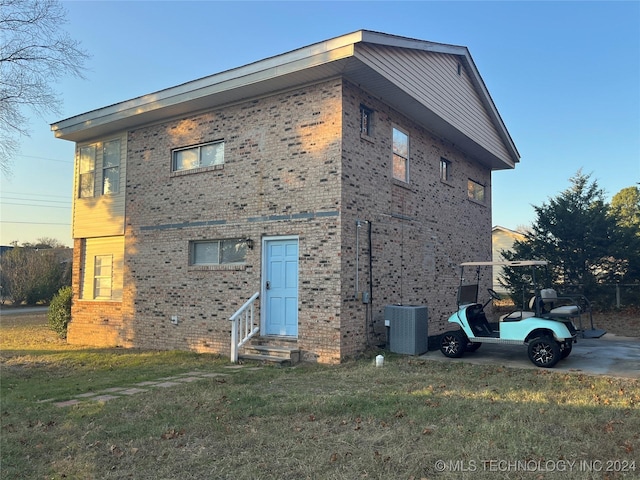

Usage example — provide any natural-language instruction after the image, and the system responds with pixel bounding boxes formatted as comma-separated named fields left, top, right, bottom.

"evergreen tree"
left=500, top=171, right=618, bottom=301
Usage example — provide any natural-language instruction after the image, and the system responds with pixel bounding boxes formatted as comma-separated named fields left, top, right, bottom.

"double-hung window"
left=173, top=141, right=224, bottom=173
left=190, top=239, right=247, bottom=266
left=102, top=140, right=120, bottom=194
left=78, top=145, right=96, bottom=198
left=94, top=255, right=113, bottom=299
left=392, top=127, right=409, bottom=182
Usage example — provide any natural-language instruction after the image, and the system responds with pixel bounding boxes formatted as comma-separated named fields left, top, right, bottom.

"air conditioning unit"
left=385, top=305, right=428, bottom=355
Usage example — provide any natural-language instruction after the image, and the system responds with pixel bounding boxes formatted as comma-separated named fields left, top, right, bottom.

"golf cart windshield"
left=457, top=284, right=479, bottom=305
left=457, top=260, right=549, bottom=308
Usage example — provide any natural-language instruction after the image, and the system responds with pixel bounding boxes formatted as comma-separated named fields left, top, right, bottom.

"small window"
left=173, top=141, right=224, bottom=172
left=102, top=140, right=120, bottom=194
left=78, top=145, right=96, bottom=198
left=190, top=239, right=247, bottom=265
left=360, top=105, right=373, bottom=136
left=468, top=179, right=486, bottom=203
left=392, top=127, right=409, bottom=182
left=440, top=158, right=451, bottom=182
left=94, top=255, right=113, bottom=299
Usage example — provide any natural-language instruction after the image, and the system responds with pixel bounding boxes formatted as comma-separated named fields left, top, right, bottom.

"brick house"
left=51, top=30, right=519, bottom=363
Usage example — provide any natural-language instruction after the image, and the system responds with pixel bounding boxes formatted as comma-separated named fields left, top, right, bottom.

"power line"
left=1, top=191, right=70, bottom=199
left=14, top=154, right=73, bottom=164
left=1, top=202, right=71, bottom=209
left=0, top=220, right=70, bottom=225
left=2, top=196, right=70, bottom=204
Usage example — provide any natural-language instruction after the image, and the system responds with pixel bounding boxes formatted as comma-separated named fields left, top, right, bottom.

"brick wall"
left=68, top=77, right=493, bottom=363
left=339, top=81, right=493, bottom=357
left=122, top=79, right=345, bottom=363
left=68, top=238, right=135, bottom=347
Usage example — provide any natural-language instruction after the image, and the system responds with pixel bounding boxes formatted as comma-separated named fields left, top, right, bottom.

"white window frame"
left=392, top=126, right=409, bottom=183
left=78, top=145, right=96, bottom=198
left=189, top=239, right=248, bottom=266
left=172, top=140, right=224, bottom=173
left=93, top=254, right=113, bottom=299
left=102, top=139, right=121, bottom=195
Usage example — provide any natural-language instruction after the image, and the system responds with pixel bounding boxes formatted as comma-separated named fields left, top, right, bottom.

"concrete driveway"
left=421, top=333, right=640, bottom=379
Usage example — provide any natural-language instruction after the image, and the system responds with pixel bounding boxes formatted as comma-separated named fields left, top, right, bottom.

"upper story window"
left=440, top=158, right=451, bottom=182
left=392, top=127, right=409, bottom=182
left=102, top=140, right=121, bottom=194
left=78, top=145, right=96, bottom=198
left=77, top=139, right=121, bottom=198
left=468, top=179, right=486, bottom=203
left=190, top=238, right=247, bottom=266
left=172, top=141, right=224, bottom=173
left=360, top=105, right=373, bottom=137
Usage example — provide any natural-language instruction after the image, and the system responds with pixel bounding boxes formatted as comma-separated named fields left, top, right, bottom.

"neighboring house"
left=51, top=30, right=519, bottom=363
left=492, top=225, right=526, bottom=293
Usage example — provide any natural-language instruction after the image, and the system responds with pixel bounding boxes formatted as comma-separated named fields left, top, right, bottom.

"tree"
left=0, top=241, right=71, bottom=304
left=500, top=171, right=618, bottom=300
left=0, top=0, right=88, bottom=175
left=609, top=186, right=640, bottom=283
left=610, top=186, right=640, bottom=232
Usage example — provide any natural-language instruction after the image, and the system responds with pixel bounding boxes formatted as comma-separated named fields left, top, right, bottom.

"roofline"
left=51, top=30, right=519, bottom=165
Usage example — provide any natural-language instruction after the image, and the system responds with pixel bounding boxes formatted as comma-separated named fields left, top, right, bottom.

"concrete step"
left=240, top=343, right=300, bottom=365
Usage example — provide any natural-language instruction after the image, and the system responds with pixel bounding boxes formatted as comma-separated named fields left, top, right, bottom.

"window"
left=440, top=158, right=451, bottom=182
left=78, top=145, right=96, bottom=198
left=392, top=127, right=409, bottom=182
left=360, top=105, right=373, bottom=136
left=94, top=255, right=113, bottom=299
left=173, top=141, right=224, bottom=172
left=190, top=239, right=247, bottom=265
left=102, top=140, right=120, bottom=194
left=80, top=237, right=123, bottom=301
left=468, top=179, right=486, bottom=203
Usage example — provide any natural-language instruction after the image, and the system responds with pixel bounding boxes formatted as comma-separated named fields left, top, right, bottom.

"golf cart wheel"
left=466, top=342, right=482, bottom=352
left=528, top=336, right=561, bottom=368
left=560, top=341, right=572, bottom=359
left=440, top=331, right=466, bottom=358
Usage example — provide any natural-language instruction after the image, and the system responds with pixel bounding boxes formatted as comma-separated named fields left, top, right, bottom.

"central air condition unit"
left=384, top=305, right=428, bottom=355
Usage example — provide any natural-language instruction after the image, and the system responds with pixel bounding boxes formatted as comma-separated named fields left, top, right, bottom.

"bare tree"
left=0, top=0, right=89, bottom=175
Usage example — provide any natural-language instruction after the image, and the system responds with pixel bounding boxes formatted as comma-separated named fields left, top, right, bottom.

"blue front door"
left=264, top=238, right=298, bottom=337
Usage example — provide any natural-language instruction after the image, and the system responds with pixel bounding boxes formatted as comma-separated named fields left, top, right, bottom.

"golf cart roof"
left=460, top=260, right=548, bottom=267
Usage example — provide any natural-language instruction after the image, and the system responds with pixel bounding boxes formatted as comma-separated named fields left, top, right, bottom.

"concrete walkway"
left=421, top=333, right=640, bottom=379
left=43, top=366, right=261, bottom=408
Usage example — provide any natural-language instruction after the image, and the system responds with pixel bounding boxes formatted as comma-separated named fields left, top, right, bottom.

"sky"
left=1, top=0, right=638, bottom=247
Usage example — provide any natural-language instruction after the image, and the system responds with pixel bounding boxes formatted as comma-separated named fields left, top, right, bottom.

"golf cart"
left=439, top=261, right=602, bottom=368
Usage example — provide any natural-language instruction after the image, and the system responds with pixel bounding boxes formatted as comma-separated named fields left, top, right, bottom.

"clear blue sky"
left=1, top=0, right=638, bottom=247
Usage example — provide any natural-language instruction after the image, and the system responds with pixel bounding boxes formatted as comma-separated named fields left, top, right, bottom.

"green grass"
left=1, top=314, right=639, bottom=479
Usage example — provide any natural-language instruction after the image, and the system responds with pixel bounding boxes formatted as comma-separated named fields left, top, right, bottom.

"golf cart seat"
left=539, top=288, right=580, bottom=317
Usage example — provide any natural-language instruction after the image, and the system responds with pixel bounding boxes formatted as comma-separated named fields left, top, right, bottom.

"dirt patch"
left=591, top=308, right=640, bottom=338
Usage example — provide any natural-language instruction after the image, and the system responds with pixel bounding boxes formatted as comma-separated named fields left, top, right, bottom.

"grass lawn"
left=1, top=313, right=638, bottom=479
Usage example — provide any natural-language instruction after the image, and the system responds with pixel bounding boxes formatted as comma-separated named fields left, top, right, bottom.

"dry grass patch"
left=1, top=313, right=639, bottom=479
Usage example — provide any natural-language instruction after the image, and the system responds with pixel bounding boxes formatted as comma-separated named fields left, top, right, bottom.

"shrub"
left=48, top=286, right=72, bottom=339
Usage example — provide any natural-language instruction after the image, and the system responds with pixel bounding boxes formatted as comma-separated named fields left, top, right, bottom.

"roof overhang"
left=51, top=30, right=519, bottom=170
